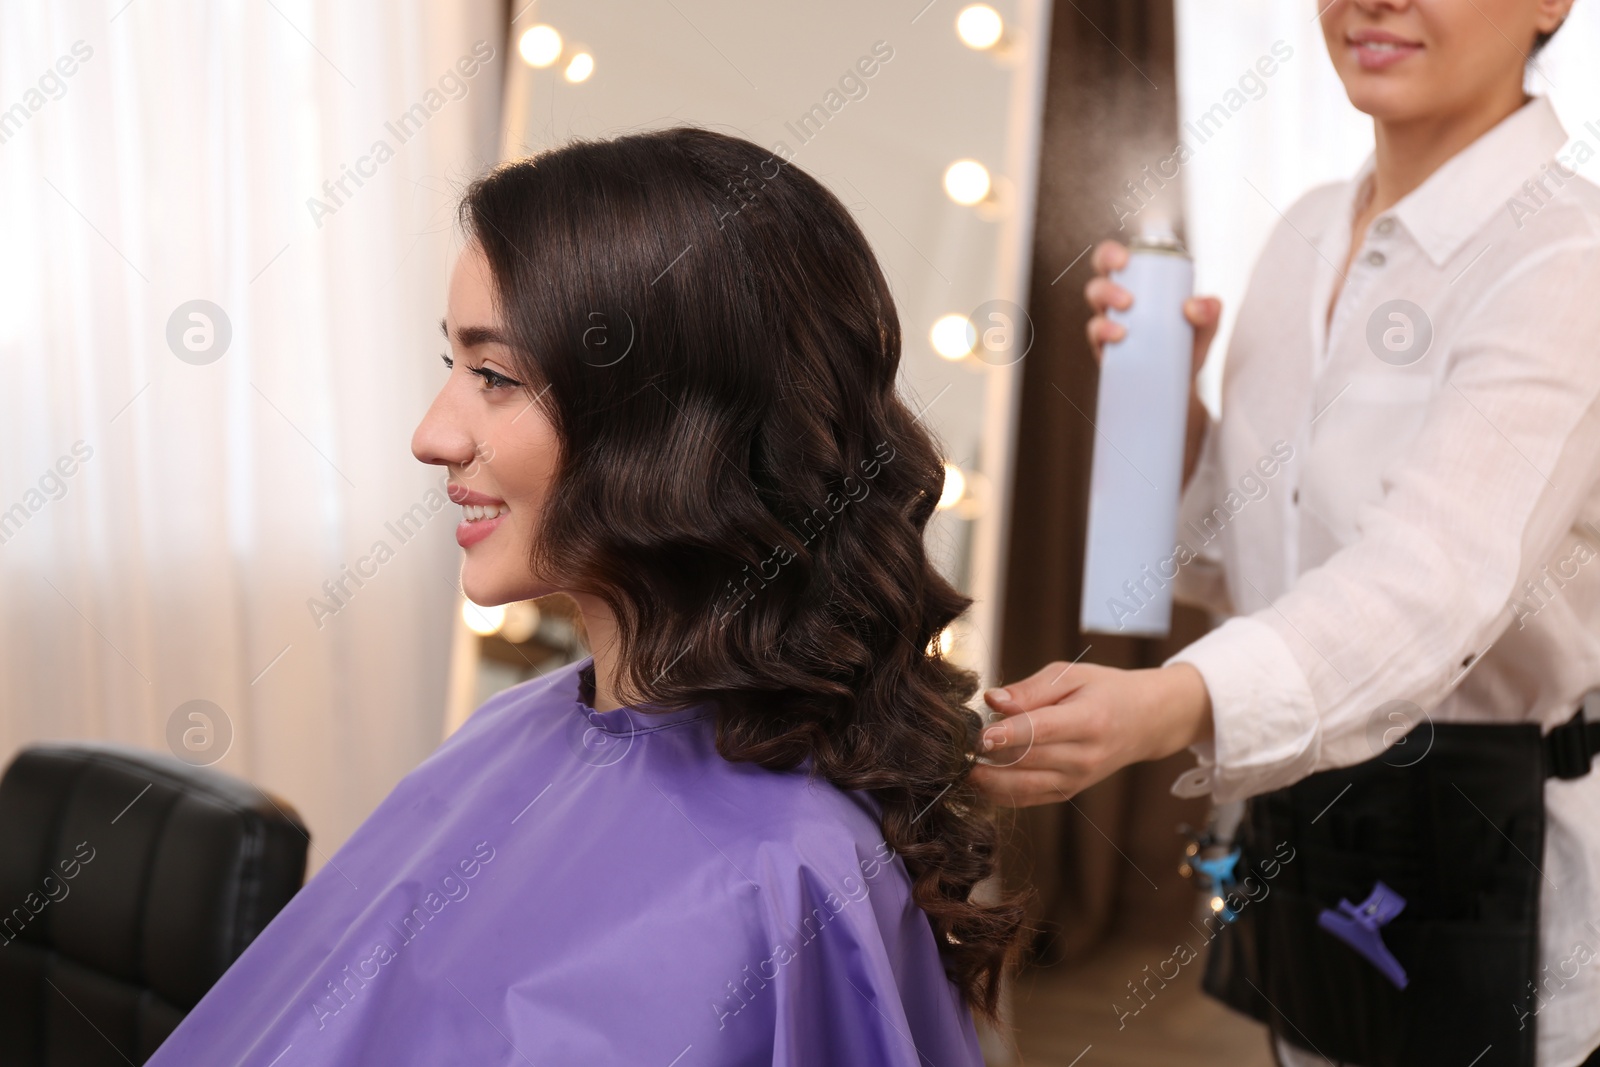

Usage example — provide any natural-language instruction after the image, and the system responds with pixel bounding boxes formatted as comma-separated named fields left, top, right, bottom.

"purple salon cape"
left=147, top=657, right=984, bottom=1066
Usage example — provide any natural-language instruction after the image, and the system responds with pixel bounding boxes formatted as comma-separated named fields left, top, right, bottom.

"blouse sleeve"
left=1165, top=236, right=1600, bottom=803
left=1171, top=410, right=1236, bottom=619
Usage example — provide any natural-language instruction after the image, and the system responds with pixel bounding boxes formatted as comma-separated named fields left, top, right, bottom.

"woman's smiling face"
left=411, top=238, right=561, bottom=607
left=1319, top=0, right=1572, bottom=121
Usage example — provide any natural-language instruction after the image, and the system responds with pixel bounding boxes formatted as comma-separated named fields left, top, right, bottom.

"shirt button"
left=1366, top=250, right=1387, bottom=267
left=1375, top=217, right=1395, bottom=236
left=1292, top=489, right=1300, bottom=504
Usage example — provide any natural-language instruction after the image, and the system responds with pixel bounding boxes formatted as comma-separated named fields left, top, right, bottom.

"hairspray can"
left=1079, top=229, right=1194, bottom=636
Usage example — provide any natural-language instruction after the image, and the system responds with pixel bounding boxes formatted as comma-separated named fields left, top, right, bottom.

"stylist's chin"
left=969, top=661, right=1214, bottom=807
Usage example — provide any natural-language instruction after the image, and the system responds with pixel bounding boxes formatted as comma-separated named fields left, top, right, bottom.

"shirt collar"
left=1347, top=94, right=1569, bottom=268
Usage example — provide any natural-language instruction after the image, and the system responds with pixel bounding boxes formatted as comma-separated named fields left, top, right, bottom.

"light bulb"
left=944, top=159, right=992, bottom=206
left=564, top=52, right=594, bottom=83
left=518, top=25, right=563, bottom=68
left=953, top=469, right=989, bottom=520
left=956, top=5, right=1004, bottom=50
left=931, top=313, right=976, bottom=359
left=463, top=600, right=506, bottom=636
left=938, top=463, right=967, bottom=510
left=501, top=601, right=542, bottom=644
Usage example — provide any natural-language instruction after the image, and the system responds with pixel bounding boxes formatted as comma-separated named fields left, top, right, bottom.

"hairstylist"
left=974, top=2, right=1600, bottom=1064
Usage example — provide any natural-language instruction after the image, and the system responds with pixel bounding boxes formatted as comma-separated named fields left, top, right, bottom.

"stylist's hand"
left=1084, top=239, right=1222, bottom=379
left=970, top=661, right=1214, bottom=807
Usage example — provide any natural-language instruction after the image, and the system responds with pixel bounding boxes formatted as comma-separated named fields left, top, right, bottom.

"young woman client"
left=147, top=128, right=1025, bottom=1066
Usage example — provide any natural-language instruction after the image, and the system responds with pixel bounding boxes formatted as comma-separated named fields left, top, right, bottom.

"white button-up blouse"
left=1165, top=94, right=1600, bottom=1065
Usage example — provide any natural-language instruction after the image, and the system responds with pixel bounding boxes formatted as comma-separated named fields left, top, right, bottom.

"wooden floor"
left=994, top=934, right=1278, bottom=1067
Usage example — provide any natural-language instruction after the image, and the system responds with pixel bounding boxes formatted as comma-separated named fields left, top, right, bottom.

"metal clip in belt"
left=1545, top=689, right=1600, bottom=780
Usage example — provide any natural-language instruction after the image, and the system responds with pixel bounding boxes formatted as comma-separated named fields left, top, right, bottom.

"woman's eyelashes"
left=469, top=365, right=523, bottom=391
left=440, top=353, right=524, bottom=392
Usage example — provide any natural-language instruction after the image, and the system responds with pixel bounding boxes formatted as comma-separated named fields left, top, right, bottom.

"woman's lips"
left=448, top=483, right=508, bottom=547
left=1349, top=33, right=1423, bottom=71
left=448, top=483, right=504, bottom=506
left=456, top=506, right=508, bottom=548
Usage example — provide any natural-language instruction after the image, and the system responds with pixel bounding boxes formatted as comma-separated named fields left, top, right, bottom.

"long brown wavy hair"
left=458, top=127, right=1027, bottom=1015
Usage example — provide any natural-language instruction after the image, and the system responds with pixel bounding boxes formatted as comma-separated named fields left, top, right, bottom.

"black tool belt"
left=1203, top=702, right=1600, bottom=1067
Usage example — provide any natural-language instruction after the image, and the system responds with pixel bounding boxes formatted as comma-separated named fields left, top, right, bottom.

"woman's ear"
left=1536, top=0, right=1575, bottom=36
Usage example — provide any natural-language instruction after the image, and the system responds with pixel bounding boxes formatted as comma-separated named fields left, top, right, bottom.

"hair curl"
left=458, top=127, right=1027, bottom=1015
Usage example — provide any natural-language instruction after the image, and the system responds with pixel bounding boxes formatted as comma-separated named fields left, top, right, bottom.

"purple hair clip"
left=1317, top=880, right=1409, bottom=990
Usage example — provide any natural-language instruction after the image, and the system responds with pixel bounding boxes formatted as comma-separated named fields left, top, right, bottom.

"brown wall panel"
left=998, top=0, right=1215, bottom=959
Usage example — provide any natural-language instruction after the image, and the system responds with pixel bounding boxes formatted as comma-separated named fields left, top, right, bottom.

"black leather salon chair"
left=0, top=744, right=309, bottom=1066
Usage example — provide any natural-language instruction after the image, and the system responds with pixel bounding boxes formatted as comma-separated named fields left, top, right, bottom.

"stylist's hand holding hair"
left=970, top=239, right=1222, bottom=808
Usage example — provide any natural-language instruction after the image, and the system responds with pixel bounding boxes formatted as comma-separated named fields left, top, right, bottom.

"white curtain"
left=1173, top=1, right=1372, bottom=412
left=1175, top=0, right=1600, bottom=412
left=0, top=0, right=503, bottom=867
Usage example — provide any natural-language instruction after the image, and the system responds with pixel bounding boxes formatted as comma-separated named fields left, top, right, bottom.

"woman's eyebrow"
left=438, top=317, right=510, bottom=347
